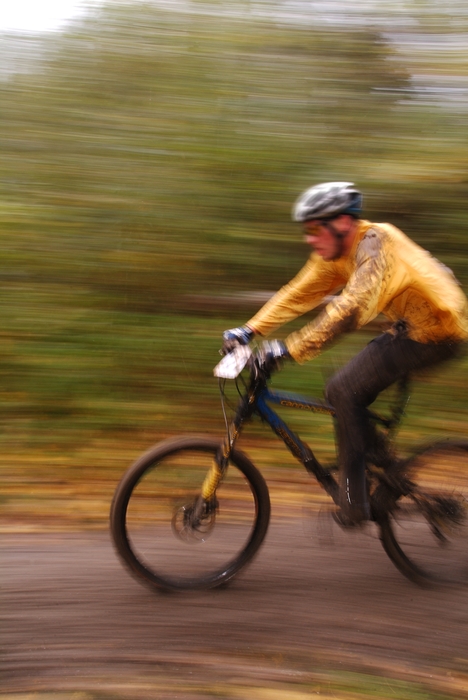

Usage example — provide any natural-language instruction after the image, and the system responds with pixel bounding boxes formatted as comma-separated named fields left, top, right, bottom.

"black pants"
left=325, top=329, right=462, bottom=518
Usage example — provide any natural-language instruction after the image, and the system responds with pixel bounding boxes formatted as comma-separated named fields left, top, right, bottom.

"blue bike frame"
left=220, top=383, right=340, bottom=503
left=256, top=388, right=335, bottom=465
left=217, top=363, right=408, bottom=507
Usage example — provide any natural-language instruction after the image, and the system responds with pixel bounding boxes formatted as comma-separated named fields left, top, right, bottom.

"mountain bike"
left=110, top=344, right=468, bottom=591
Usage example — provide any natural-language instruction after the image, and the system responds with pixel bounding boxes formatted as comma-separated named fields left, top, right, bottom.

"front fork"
left=200, top=427, right=240, bottom=504
left=201, top=456, right=224, bottom=502
left=174, top=443, right=233, bottom=540
left=174, top=384, right=252, bottom=539
left=200, top=393, right=252, bottom=508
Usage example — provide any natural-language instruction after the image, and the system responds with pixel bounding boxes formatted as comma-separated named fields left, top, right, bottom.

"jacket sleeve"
left=247, top=255, right=343, bottom=337
left=285, top=229, right=388, bottom=363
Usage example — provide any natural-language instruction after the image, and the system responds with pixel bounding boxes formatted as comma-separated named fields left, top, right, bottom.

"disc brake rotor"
left=171, top=501, right=216, bottom=543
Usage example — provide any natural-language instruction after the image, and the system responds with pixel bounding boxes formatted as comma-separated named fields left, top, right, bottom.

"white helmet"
left=292, top=182, right=363, bottom=222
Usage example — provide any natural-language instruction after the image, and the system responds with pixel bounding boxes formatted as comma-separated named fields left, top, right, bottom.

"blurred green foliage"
left=1, top=1, right=468, bottom=522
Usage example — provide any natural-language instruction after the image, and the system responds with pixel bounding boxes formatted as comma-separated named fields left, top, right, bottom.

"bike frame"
left=256, top=385, right=341, bottom=503
left=203, top=362, right=410, bottom=508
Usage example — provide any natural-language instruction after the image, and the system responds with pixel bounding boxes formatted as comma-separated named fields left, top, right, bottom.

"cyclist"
left=222, top=182, right=468, bottom=525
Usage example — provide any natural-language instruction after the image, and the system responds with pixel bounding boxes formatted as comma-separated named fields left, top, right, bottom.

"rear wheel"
left=110, top=436, right=270, bottom=591
left=379, top=441, right=468, bottom=585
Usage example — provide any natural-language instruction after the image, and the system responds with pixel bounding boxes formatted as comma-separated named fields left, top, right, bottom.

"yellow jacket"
left=247, top=220, right=468, bottom=363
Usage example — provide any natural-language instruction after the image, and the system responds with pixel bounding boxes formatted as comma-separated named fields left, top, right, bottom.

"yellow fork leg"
left=201, top=459, right=223, bottom=500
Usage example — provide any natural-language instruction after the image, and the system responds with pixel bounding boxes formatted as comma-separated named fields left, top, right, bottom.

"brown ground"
left=3, top=512, right=468, bottom=699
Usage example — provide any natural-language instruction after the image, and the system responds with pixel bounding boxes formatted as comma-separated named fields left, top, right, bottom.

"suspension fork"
left=200, top=390, right=255, bottom=502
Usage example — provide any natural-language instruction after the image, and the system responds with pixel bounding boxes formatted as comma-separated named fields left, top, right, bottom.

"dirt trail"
left=3, top=518, right=468, bottom=698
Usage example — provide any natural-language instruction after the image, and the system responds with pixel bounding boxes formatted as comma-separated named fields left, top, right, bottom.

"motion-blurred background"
left=2, top=0, right=468, bottom=529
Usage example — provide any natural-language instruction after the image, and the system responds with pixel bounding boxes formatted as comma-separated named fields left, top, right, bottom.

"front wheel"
left=379, top=440, right=468, bottom=585
left=110, top=436, right=271, bottom=591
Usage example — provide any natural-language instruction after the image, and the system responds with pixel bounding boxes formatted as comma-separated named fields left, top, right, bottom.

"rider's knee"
left=326, top=371, right=364, bottom=410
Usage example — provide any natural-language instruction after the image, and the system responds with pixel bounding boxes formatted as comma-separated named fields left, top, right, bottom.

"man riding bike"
left=223, top=182, right=468, bottom=525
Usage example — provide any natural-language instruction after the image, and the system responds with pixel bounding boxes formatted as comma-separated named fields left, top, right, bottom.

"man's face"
left=303, top=219, right=342, bottom=261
